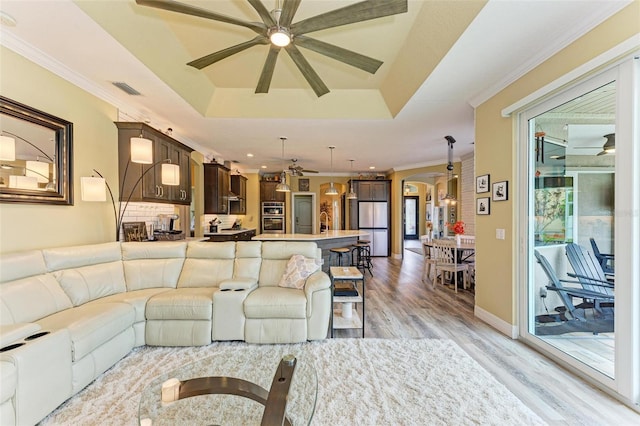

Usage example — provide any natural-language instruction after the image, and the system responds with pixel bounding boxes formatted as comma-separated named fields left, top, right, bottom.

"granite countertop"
left=204, top=228, right=256, bottom=236
left=252, top=230, right=368, bottom=241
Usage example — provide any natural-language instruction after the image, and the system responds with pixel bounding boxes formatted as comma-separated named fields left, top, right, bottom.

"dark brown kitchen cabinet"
left=260, top=181, right=286, bottom=202
left=229, top=174, right=247, bottom=215
left=351, top=180, right=389, bottom=201
left=116, top=122, right=192, bottom=205
left=204, top=163, right=230, bottom=214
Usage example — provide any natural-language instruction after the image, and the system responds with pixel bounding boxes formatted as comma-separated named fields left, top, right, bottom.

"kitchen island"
left=204, top=228, right=256, bottom=242
left=253, top=230, right=369, bottom=270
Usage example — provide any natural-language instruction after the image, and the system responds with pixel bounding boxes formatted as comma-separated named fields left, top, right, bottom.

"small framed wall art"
left=477, top=197, right=490, bottom=215
left=298, top=178, right=310, bottom=191
left=476, top=174, right=490, bottom=193
left=492, top=180, right=508, bottom=201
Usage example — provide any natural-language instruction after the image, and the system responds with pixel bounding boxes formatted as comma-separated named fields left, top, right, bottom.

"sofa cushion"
left=219, top=278, right=257, bottom=290
left=146, top=288, right=215, bottom=320
left=53, top=261, right=126, bottom=306
left=178, top=241, right=235, bottom=288
left=234, top=241, right=262, bottom=281
left=259, top=242, right=321, bottom=287
left=42, top=242, right=121, bottom=271
left=122, top=242, right=186, bottom=291
left=86, top=288, right=173, bottom=323
left=36, top=302, right=134, bottom=361
left=0, top=250, right=47, bottom=283
left=0, top=274, right=72, bottom=325
left=278, top=255, right=321, bottom=289
left=244, top=287, right=307, bottom=319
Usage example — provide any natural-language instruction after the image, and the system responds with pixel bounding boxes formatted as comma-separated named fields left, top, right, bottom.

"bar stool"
left=330, top=247, right=351, bottom=266
left=351, top=241, right=373, bottom=275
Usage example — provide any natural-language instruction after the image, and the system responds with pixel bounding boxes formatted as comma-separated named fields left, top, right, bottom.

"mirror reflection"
left=1, top=113, right=57, bottom=191
left=0, top=96, right=73, bottom=205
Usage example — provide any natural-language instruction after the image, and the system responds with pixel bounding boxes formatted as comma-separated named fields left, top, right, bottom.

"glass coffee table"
left=138, top=353, right=316, bottom=425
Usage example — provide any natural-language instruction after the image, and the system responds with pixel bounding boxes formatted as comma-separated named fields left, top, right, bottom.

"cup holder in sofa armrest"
left=24, top=331, right=50, bottom=341
left=219, top=278, right=258, bottom=291
left=0, top=343, right=25, bottom=352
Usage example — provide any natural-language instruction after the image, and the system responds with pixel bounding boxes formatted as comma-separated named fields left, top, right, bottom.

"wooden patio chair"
left=589, top=237, right=615, bottom=274
left=432, top=239, right=469, bottom=293
left=534, top=250, right=614, bottom=323
left=564, top=243, right=615, bottom=318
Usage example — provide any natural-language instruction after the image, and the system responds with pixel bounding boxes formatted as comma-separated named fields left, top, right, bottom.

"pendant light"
left=347, top=159, right=357, bottom=200
left=443, top=135, right=457, bottom=205
left=275, top=137, right=291, bottom=192
left=325, top=146, right=338, bottom=195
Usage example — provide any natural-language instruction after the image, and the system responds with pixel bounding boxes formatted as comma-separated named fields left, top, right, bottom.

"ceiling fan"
left=288, top=158, right=318, bottom=176
left=550, top=133, right=615, bottom=160
left=135, top=0, right=408, bottom=97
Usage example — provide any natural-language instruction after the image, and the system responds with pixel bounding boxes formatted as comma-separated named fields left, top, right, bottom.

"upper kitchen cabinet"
left=115, top=122, right=192, bottom=205
left=260, top=180, right=286, bottom=202
left=351, top=180, right=389, bottom=201
left=204, top=163, right=231, bottom=214
left=229, top=174, right=247, bottom=215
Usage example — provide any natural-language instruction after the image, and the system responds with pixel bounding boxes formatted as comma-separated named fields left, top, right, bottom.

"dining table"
left=422, top=239, right=475, bottom=263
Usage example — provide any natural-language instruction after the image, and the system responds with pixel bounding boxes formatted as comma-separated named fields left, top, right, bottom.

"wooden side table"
left=329, top=266, right=365, bottom=338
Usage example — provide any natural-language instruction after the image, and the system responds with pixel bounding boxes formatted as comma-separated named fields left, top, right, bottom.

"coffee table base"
left=160, top=355, right=296, bottom=426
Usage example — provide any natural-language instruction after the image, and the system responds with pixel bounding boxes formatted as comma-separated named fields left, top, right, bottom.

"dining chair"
left=458, top=235, right=475, bottom=286
left=419, top=235, right=436, bottom=285
left=432, top=239, right=469, bottom=293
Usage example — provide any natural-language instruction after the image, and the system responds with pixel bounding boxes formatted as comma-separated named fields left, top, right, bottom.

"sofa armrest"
left=304, top=271, right=331, bottom=298
left=220, top=278, right=258, bottom=291
left=0, top=323, right=41, bottom=348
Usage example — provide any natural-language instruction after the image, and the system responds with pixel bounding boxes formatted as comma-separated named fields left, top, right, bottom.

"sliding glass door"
left=518, top=58, right=639, bottom=402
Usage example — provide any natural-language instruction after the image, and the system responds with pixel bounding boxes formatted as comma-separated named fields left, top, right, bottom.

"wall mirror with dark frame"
left=0, top=96, right=73, bottom=205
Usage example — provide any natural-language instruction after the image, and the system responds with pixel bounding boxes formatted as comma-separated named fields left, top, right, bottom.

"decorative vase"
left=455, top=234, right=461, bottom=246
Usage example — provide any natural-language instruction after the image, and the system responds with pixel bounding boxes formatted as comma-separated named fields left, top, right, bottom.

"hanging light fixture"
left=275, top=136, right=291, bottom=192
left=347, top=159, right=357, bottom=200
left=325, top=146, right=339, bottom=195
left=443, top=135, right=457, bottom=205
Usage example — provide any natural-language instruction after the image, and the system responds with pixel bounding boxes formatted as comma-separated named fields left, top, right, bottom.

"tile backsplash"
left=202, top=214, right=244, bottom=232
left=120, top=202, right=176, bottom=240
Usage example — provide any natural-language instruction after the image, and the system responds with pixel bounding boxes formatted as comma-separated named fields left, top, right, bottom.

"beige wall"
left=474, top=2, right=640, bottom=326
left=0, top=47, right=119, bottom=253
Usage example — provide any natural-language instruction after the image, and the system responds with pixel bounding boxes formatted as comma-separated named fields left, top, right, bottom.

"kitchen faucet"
left=319, top=211, right=329, bottom=233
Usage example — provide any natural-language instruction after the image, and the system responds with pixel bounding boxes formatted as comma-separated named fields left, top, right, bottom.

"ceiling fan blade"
left=295, top=35, right=383, bottom=74
left=302, top=169, right=319, bottom=173
left=247, top=0, right=275, bottom=27
left=291, top=0, right=407, bottom=35
left=280, top=0, right=302, bottom=27
left=284, top=44, right=329, bottom=97
left=256, top=45, right=280, bottom=94
left=136, top=0, right=266, bottom=34
left=187, top=36, right=268, bottom=70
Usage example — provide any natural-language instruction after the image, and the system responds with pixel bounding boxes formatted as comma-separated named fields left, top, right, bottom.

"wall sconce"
left=81, top=134, right=179, bottom=241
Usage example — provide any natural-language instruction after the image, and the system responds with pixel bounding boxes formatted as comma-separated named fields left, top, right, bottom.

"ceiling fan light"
left=270, top=28, right=290, bottom=47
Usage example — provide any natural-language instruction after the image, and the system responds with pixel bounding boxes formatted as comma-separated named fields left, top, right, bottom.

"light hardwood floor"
left=332, top=248, right=640, bottom=425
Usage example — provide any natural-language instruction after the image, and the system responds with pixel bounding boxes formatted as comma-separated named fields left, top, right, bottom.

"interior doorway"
left=291, top=192, right=316, bottom=234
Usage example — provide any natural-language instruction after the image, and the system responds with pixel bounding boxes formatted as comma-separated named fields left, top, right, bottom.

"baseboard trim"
left=474, top=305, right=519, bottom=339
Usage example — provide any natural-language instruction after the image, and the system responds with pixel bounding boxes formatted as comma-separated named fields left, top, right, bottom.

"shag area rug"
left=40, top=339, right=545, bottom=425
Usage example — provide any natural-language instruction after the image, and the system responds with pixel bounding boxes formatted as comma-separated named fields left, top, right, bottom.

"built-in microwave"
left=262, top=201, right=284, bottom=217
left=262, top=216, right=285, bottom=234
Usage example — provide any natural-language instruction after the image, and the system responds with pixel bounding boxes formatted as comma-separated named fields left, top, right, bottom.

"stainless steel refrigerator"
left=358, top=201, right=389, bottom=256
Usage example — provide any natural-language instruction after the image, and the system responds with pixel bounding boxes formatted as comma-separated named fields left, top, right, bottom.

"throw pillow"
left=278, top=254, right=321, bottom=289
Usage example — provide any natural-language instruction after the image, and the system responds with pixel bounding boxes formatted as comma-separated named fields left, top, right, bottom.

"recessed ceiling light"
left=0, top=12, right=17, bottom=27
left=261, top=165, right=267, bottom=169
left=247, top=153, right=254, bottom=157
left=369, top=166, right=376, bottom=170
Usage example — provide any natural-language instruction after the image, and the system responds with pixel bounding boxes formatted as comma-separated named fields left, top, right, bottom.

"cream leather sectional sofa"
left=0, top=240, right=331, bottom=426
